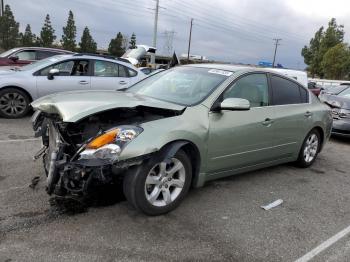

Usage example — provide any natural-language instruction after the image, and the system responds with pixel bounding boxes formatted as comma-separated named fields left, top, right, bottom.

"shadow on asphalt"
left=49, top=182, right=126, bottom=215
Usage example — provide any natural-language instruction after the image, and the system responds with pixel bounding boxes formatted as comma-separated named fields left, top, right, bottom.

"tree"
left=79, top=27, right=97, bottom=53
left=321, top=43, right=350, bottom=80
left=40, top=14, right=56, bottom=47
left=129, top=33, right=136, bottom=49
left=108, top=32, right=125, bottom=57
left=302, top=18, right=345, bottom=78
left=301, top=27, right=324, bottom=77
left=0, top=5, right=20, bottom=50
left=61, top=10, right=76, bottom=51
left=21, top=24, right=35, bottom=46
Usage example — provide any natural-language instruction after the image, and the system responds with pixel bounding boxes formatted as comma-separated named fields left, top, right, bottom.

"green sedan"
left=31, top=64, right=332, bottom=215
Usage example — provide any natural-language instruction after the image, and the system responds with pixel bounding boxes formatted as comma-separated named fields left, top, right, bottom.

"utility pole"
left=0, top=0, right=4, bottom=17
left=151, top=0, right=159, bottom=66
left=272, top=38, right=282, bottom=68
left=187, top=18, right=194, bottom=63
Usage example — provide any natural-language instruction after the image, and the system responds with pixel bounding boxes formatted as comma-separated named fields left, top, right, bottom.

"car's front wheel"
left=0, top=88, right=31, bottom=118
left=123, top=150, right=192, bottom=215
left=296, top=129, right=321, bottom=168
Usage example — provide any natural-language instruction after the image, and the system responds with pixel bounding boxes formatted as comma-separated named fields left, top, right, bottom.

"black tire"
left=0, top=88, right=31, bottom=118
left=123, top=149, right=192, bottom=216
left=295, top=129, right=321, bottom=168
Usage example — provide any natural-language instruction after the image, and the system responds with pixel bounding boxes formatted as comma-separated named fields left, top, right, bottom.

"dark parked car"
left=319, top=85, right=350, bottom=137
left=0, top=47, right=72, bottom=68
left=308, top=81, right=323, bottom=96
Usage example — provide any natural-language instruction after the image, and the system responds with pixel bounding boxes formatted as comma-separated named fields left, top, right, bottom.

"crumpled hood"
left=31, top=90, right=185, bottom=122
left=321, top=94, right=350, bottom=110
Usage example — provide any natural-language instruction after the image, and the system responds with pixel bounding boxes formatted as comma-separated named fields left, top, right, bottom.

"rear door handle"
left=262, top=118, right=274, bottom=126
left=119, top=81, right=127, bottom=85
left=79, top=80, right=89, bottom=85
left=304, top=111, right=313, bottom=117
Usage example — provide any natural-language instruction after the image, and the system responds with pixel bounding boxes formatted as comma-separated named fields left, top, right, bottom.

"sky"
left=5, top=0, right=350, bottom=69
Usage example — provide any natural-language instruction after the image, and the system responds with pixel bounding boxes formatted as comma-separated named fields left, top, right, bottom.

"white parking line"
left=0, top=138, right=40, bottom=143
left=295, top=225, right=350, bottom=262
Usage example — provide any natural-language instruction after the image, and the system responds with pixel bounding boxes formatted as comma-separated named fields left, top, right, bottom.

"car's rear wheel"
left=296, top=129, right=321, bottom=168
left=123, top=150, right=192, bottom=216
left=0, top=88, right=31, bottom=118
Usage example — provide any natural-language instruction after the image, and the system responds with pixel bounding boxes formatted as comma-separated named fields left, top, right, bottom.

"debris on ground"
left=29, top=176, right=41, bottom=189
left=261, top=199, right=283, bottom=210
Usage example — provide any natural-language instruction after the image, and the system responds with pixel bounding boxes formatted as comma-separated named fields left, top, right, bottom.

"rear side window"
left=128, top=68, right=138, bottom=77
left=270, top=75, right=307, bottom=105
left=93, top=60, right=132, bottom=77
left=16, top=50, right=36, bottom=60
left=299, top=87, right=308, bottom=103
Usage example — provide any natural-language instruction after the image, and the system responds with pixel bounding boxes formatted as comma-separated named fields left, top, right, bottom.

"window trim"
left=210, top=72, right=270, bottom=111
left=267, top=73, right=310, bottom=106
left=33, top=58, right=93, bottom=77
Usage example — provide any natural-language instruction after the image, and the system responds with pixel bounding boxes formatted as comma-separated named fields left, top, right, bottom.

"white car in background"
left=0, top=54, right=146, bottom=118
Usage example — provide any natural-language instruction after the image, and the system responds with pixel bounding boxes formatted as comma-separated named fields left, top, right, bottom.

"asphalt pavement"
left=0, top=116, right=350, bottom=262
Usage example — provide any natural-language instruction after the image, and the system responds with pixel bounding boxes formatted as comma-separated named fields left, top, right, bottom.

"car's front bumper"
left=332, top=118, right=350, bottom=137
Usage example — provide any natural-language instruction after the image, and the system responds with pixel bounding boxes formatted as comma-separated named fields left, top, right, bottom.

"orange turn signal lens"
left=86, top=129, right=119, bottom=149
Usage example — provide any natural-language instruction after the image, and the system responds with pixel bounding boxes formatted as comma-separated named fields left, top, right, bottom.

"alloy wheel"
left=144, top=158, right=186, bottom=207
left=0, top=92, right=28, bottom=117
left=303, top=133, right=319, bottom=163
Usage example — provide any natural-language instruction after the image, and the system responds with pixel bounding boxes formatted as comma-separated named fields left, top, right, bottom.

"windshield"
left=326, top=85, right=349, bottom=95
left=339, top=87, right=350, bottom=98
left=128, top=67, right=231, bottom=106
left=0, top=48, right=19, bottom=58
left=19, top=55, right=66, bottom=71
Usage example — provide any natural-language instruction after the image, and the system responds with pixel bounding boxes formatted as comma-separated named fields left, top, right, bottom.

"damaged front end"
left=32, top=106, right=180, bottom=199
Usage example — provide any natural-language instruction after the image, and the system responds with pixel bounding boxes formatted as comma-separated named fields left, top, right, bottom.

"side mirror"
left=47, top=68, right=59, bottom=80
left=220, top=98, right=250, bottom=111
left=9, top=55, right=19, bottom=62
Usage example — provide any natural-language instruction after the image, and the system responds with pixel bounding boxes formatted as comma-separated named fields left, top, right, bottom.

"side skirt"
left=194, top=156, right=295, bottom=187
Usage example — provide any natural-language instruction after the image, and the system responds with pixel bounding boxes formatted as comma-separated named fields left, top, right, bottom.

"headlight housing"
left=79, top=125, right=143, bottom=162
left=339, top=109, right=350, bottom=118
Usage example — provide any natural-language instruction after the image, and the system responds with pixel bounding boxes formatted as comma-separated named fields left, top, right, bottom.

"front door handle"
left=304, top=111, right=313, bottom=117
left=262, top=118, right=274, bottom=126
left=79, top=80, right=89, bottom=85
left=119, top=81, right=127, bottom=85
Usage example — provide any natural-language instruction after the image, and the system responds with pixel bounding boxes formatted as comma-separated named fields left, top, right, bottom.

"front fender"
left=118, top=106, right=209, bottom=172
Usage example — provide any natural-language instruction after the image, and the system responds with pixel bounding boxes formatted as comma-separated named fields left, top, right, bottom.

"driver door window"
left=223, top=73, right=269, bottom=107
left=39, top=60, right=89, bottom=76
left=16, top=50, right=36, bottom=61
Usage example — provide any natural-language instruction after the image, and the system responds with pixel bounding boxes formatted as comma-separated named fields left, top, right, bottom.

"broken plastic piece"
left=261, top=199, right=283, bottom=210
left=29, top=176, right=41, bottom=189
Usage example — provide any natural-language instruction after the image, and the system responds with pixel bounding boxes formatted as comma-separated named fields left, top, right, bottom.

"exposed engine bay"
left=32, top=106, right=183, bottom=199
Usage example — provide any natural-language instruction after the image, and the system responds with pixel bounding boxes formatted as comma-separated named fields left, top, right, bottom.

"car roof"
left=186, top=63, right=306, bottom=75
left=185, top=63, right=308, bottom=88
left=15, top=47, right=73, bottom=53
left=45, top=54, right=137, bottom=69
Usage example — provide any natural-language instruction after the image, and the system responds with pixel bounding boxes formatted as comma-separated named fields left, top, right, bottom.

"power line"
left=272, top=38, right=282, bottom=67
left=173, top=0, right=307, bottom=42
